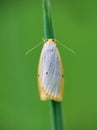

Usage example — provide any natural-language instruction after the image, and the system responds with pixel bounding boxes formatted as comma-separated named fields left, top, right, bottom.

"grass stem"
left=42, top=0, right=64, bottom=130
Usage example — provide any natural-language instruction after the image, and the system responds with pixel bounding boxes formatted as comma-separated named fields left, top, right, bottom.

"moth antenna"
left=42, top=38, right=46, bottom=42
left=25, top=41, right=43, bottom=55
left=56, top=40, right=76, bottom=55
left=42, top=37, right=48, bottom=42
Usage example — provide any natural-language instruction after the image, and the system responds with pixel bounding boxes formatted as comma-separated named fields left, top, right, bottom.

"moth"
left=26, top=38, right=75, bottom=101
left=38, top=39, right=64, bottom=101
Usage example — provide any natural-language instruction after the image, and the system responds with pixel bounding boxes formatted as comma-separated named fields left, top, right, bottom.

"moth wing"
left=43, top=48, right=64, bottom=101
left=38, top=44, right=64, bottom=101
left=55, top=48, right=64, bottom=101
left=38, top=48, right=48, bottom=100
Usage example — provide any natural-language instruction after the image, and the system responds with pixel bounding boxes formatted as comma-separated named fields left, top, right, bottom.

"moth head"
left=45, top=39, right=56, bottom=45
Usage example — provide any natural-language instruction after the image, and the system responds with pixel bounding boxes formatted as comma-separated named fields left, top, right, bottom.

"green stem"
left=50, top=101, right=64, bottom=130
left=42, top=0, right=54, bottom=39
left=42, top=0, right=64, bottom=130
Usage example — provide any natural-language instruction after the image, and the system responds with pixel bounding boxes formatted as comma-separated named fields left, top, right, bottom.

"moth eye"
left=52, top=39, right=54, bottom=42
left=46, top=72, right=48, bottom=75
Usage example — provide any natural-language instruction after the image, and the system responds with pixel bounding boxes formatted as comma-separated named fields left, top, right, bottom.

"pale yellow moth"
left=26, top=39, right=75, bottom=101
left=38, top=39, right=64, bottom=101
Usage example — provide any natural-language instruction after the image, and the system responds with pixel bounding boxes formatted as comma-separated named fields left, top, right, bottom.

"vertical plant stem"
left=42, top=0, right=64, bottom=130
left=42, top=0, right=54, bottom=39
left=50, top=101, right=64, bottom=130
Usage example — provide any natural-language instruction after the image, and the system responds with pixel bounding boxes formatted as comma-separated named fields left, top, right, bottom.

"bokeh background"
left=0, top=0, right=97, bottom=130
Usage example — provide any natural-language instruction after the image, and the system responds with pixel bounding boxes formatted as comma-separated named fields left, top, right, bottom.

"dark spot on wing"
left=46, top=72, right=48, bottom=75
left=62, top=74, right=64, bottom=78
left=38, top=74, right=40, bottom=77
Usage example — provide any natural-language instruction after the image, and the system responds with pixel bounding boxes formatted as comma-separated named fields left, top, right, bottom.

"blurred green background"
left=0, top=0, right=97, bottom=130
